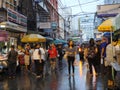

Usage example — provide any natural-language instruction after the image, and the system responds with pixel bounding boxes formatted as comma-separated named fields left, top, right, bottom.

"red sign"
left=0, top=30, right=9, bottom=41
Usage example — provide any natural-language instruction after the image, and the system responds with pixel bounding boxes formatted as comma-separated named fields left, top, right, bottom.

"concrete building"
left=0, top=0, right=27, bottom=47
left=18, top=0, right=36, bottom=32
left=58, top=15, right=65, bottom=39
left=18, top=0, right=59, bottom=39
left=60, top=7, right=72, bottom=40
left=79, top=14, right=94, bottom=41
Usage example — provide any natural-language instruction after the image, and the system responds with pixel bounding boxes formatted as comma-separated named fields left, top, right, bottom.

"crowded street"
left=0, top=55, right=110, bottom=90
left=0, top=0, right=120, bottom=90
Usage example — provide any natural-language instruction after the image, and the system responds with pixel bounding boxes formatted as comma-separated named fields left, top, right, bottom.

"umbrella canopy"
left=21, top=34, right=46, bottom=43
left=52, top=39, right=67, bottom=45
left=98, top=18, right=115, bottom=32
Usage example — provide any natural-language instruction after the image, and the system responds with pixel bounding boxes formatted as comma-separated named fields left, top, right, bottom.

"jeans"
left=67, top=56, right=75, bottom=75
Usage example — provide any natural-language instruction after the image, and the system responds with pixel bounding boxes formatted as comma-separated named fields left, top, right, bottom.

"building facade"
left=0, top=0, right=27, bottom=47
left=18, top=0, right=59, bottom=39
left=79, top=14, right=94, bottom=41
left=18, top=0, right=36, bottom=32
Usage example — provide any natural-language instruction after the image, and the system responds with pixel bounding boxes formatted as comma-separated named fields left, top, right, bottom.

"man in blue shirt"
left=100, top=37, right=108, bottom=74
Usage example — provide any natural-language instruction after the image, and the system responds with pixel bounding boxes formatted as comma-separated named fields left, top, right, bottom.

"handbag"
left=74, top=60, right=79, bottom=66
left=63, top=53, right=68, bottom=60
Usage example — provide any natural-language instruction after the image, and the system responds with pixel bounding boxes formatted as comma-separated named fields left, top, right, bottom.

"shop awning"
left=51, top=39, right=67, bottom=45
left=0, top=22, right=27, bottom=32
left=98, top=18, right=115, bottom=32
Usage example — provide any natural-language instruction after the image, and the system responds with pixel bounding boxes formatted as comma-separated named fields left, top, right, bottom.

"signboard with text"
left=7, top=8, right=27, bottom=27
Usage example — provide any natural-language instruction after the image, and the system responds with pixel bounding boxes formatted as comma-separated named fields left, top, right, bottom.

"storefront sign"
left=7, top=8, right=27, bottom=27
left=97, top=13, right=118, bottom=18
left=51, top=22, right=58, bottom=29
left=39, top=22, right=51, bottom=29
left=97, top=4, right=120, bottom=18
left=0, top=22, right=27, bottom=32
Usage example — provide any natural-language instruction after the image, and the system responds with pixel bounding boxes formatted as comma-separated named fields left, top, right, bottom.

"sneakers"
left=36, top=75, right=41, bottom=79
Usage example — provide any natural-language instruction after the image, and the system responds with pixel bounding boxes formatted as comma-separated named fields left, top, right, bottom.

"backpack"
left=87, top=45, right=97, bottom=58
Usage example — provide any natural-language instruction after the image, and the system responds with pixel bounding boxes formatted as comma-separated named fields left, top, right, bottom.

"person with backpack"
left=8, top=45, right=18, bottom=78
left=32, top=44, right=41, bottom=78
left=86, top=38, right=98, bottom=76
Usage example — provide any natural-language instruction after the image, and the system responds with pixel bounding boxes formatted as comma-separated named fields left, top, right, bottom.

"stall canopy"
left=98, top=18, right=115, bottom=32
left=0, top=30, right=9, bottom=41
left=21, top=34, right=46, bottom=43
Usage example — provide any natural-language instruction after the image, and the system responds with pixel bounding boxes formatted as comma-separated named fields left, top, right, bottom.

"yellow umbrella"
left=98, top=18, right=115, bottom=32
left=21, top=34, right=46, bottom=43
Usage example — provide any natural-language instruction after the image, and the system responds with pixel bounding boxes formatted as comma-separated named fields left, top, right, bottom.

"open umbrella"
left=21, top=34, right=46, bottom=43
left=97, top=18, right=116, bottom=43
left=53, top=39, right=67, bottom=45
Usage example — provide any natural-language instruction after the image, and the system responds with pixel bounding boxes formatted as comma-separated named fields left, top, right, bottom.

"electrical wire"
left=77, top=0, right=84, bottom=13
left=60, top=0, right=99, bottom=9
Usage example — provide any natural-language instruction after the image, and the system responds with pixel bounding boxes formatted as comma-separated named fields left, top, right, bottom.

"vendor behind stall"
left=2, top=46, right=7, bottom=54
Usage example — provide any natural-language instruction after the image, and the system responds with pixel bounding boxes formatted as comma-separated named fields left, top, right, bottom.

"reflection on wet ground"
left=0, top=60, right=108, bottom=90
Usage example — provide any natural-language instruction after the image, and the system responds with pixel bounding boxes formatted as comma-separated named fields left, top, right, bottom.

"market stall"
left=98, top=15, right=120, bottom=89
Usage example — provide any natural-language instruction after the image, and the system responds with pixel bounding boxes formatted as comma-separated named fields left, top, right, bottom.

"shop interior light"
left=0, top=25, right=6, bottom=28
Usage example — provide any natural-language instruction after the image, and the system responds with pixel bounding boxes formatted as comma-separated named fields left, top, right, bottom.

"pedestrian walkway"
left=0, top=58, right=110, bottom=90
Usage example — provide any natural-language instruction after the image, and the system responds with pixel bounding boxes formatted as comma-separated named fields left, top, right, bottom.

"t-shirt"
left=65, top=46, right=76, bottom=57
left=100, top=42, right=107, bottom=57
left=8, top=50, right=18, bottom=63
left=87, top=45, right=97, bottom=58
left=48, top=47, right=57, bottom=58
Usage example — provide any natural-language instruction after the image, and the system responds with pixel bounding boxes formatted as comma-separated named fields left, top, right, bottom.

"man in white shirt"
left=39, top=45, right=46, bottom=77
left=105, top=38, right=118, bottom=86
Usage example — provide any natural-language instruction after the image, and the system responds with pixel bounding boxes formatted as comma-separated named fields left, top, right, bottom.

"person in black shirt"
left=8, top=45, right=18, bottom=78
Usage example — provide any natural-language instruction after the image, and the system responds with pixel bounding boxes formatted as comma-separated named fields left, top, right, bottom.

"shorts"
left=50, top=58, right=56, bottom=62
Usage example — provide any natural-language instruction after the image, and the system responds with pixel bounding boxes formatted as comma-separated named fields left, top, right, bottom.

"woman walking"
left=86, top=38, right=98, bottom=76
left=65, top=40, right=77, bottom=77
left=48, top=43, right=58, bottom=71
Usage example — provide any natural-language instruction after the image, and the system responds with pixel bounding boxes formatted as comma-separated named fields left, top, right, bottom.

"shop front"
left=0, top=21, right=27, bottom=49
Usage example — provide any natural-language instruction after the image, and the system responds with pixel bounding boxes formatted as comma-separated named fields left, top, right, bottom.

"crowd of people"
left=79, top=36, right=120, bottom=87
left=1, top=36, right=119, bottom=89
left=6, top=43, right=64, bottom=79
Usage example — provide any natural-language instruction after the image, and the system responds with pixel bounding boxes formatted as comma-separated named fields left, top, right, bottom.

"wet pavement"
left=0, top=55, right=111, bottom=90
